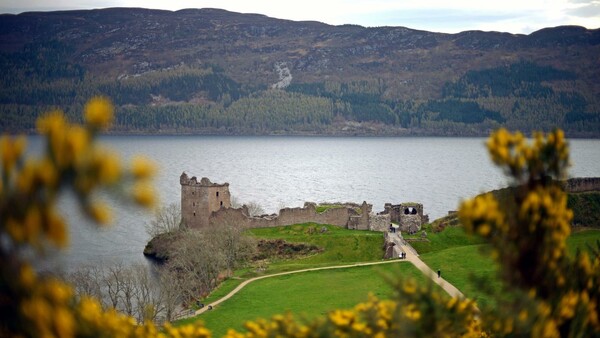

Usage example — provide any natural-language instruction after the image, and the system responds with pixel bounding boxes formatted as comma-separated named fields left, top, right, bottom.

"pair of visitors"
left=399, top=252, right=406, bottom=259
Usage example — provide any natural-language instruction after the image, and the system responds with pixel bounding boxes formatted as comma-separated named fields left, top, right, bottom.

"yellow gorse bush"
left=0, top=97, right=212, bottom=337
left=459, top=128, right=599, bottom=336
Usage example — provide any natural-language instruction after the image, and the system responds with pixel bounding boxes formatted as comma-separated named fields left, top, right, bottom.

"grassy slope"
left=177, top=223, right=600, bottom=335
left=568, top=192, right=600, bottom=227
left=245, top=223, right=384, bottom=273
left=411, top=226, right=499, bottom=308
left=176, top=223, right=424, bottom=335
left=415, top=226, right=600, bottom=309
left=180, top=263, right=430, bottom=336
left=567, top=228, right=600, bottom=256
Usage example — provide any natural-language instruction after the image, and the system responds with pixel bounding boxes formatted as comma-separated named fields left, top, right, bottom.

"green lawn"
left=245, top=223, right=384, bottom=273
left=419, top=244, right=499, bottom=308
left=567, top=228, right=600, bottom=256
left=178, top=262, right=432, bottom=336
left=409, top=225, right=485, bottom=254
left=416, top=226, right=600, bottom=309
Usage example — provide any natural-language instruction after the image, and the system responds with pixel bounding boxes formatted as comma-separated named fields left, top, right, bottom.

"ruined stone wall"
left=398, top=214, right=421, bottom=233
left=275, top=203, right=351, bottom=227
left=563, top=177, right=600, bottom=193
left=208, top=202, right=354, bottom=229
left=369, top=213, right=391, bottom=232
left=347, top=202, right=372, bottom=230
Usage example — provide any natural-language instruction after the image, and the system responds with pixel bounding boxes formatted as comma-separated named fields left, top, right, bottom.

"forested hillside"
left=1, top=8, right=599, bottom=136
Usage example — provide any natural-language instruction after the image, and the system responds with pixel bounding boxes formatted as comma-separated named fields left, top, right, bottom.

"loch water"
left=30, top=136, right=600, bottom=270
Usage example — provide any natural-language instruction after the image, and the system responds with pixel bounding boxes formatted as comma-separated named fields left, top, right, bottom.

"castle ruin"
left=180, top=173, right=231, bottom=228
left=381, top=203, right=429, bottom=233
left=180, top=173, right=427, bottom=232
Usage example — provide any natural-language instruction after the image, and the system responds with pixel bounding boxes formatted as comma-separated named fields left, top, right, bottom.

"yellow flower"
left=402, top=280, right=417, bottom=294
left=131, top=155, right=157, bottom=179
left=132, top=182, right=157, bottom=208
left=54, top=306, right=75, bottom=338
left=21, top=297, right=52, bottom=332
left=20, top=264, right=37, bottom=289
left=37, top=110, right=67, bottom=134
left=84, top=96, right=114, bottom=130
left=329, top=309, right=355, bottom=327
left=404, top=304, right=421, bottom=321
left=224, top=328, right=245, bottom=338
left=0, top=134, right=26, bottom=173
left=88, top=202, right=113, bottom=225
left=37, top=158, right=58, bottom=188
left=96, top=150, right=121, bottom=184
left=66, top=125, right=90, bottom=164
left=47, top=210, right=68, bottom=247
left=45, top=279, right=73, bottom=304
left=6, top=218, right=25, bottom=243
left=477, top=223, right=491, bottom=236
left=558, top=291, right=579, bottom=320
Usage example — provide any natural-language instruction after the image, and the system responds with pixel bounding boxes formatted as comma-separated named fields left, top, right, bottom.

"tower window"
left=220, top=201, right=223, bottom=206
left=216, top=192, right=219, bottom=197
left=193, top=212, right=196, bottom=216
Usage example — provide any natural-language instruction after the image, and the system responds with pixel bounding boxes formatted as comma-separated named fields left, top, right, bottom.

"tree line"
left=1, top=55, right=598, bottom=135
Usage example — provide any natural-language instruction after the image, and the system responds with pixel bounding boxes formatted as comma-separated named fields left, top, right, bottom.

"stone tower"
left=180, top=172, right=231, bottom=229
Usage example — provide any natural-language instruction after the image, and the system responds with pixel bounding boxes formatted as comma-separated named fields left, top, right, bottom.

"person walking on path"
left=437, top=269, right=441, bottom=278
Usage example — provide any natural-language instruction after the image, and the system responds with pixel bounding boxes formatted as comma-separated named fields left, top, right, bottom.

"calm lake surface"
left=31, top=136, right=600, bottom=270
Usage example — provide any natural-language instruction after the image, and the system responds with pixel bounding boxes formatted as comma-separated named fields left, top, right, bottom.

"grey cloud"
left=346, top=8, right=531, bottom=31
left=567, top=3, right=600, bottom=18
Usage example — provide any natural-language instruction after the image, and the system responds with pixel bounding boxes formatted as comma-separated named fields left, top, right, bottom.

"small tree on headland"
left=145, top=202, right=182, bottom=237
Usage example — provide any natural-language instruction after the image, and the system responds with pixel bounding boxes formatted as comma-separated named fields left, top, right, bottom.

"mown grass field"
left=179, top=263, right=433, bottom=336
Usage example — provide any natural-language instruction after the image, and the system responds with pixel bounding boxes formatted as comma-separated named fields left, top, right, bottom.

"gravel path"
left=392, top=233, right=465, bottom=298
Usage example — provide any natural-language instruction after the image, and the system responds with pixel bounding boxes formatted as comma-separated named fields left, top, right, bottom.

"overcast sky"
left=1, top=0, right=599, bottom=34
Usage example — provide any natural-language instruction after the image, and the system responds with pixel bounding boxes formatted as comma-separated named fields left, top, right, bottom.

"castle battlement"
left=180, top=172, right=230, bottom=188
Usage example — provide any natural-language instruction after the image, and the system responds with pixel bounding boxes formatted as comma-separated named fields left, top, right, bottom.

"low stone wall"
left=209, top=202, right=354, bottom=229
left=563, top=177, right=600, bottom=193
left=208, top=200, right=416, bottom=234
left=369, top=213, right=391, bottom=232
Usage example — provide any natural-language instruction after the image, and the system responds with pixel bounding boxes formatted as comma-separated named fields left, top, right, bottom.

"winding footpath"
left=191, top=232, right=463, bottom=317
left=391, top=232, right=465, bottom=298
